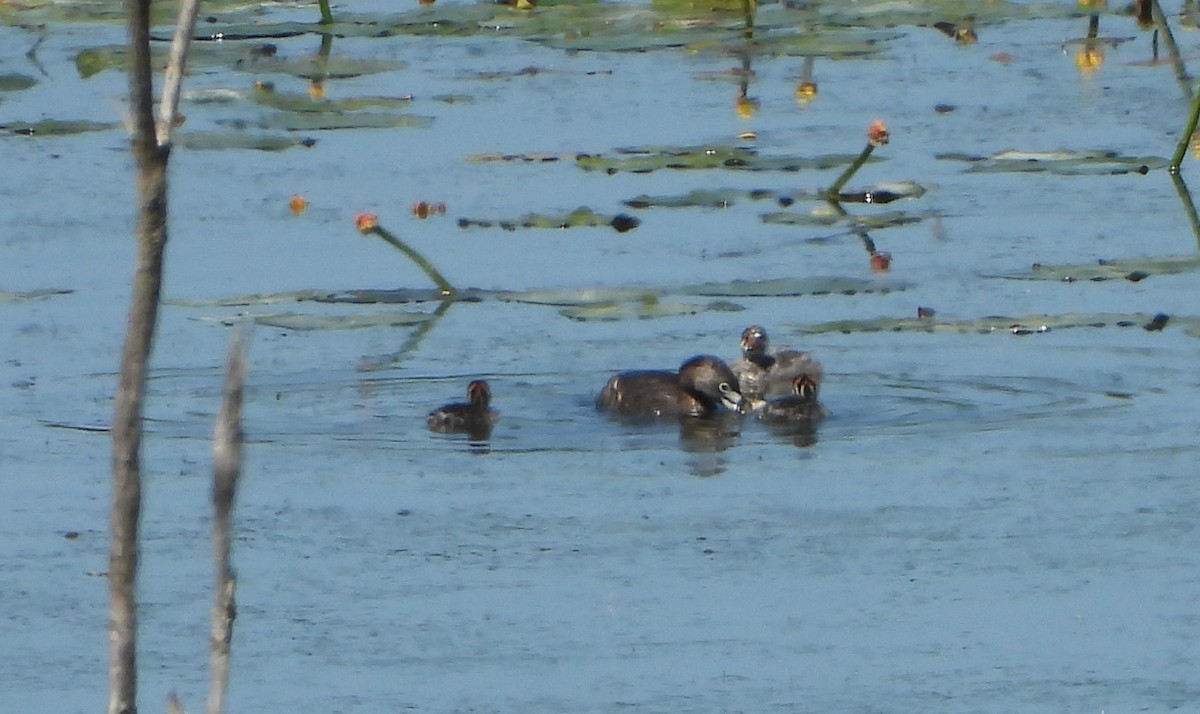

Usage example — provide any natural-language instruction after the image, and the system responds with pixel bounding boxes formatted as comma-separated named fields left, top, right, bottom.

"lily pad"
left=457, top=207, right=639, bottom=232
left=176, top=131, right=315, bottom=151
left=761, top=209, right=924, bottom=229
left=237, top=56, right=406, bottom=80
left=218, top=112, right=432, bottom=131
left=939, top=149, right=1168, bottom=175
left=0, top=73, right=37, bottom=92
left=559, top=299, right=743, bottom=321
left=1000, top=256, right=1200, bottom=282
left=577, top=144, right=867, bottom=174
left=171, top=288, right=483, bottom=307
left=682, top=276, right=912, bottom=297
left=75, top=42, right=282, bottom=78
left=624, top=188, right=747, bottom=209
left=0, top=288, right=75, bottom=302
left=150, top=22, right=313, bottom=42
left=251, top=311, right=435, bottom=330
left=0, top=119, right=116, bottom=136
left=248, top=87, right=416, bottom=113
left=312, top=288, right=485, bottom=304
left=499, top=287, right=664, bottom=306
left=792, top=312, right=1174, bottom=336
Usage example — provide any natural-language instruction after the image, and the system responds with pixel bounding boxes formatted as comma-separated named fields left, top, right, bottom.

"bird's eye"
left=719, top=382, right=732, bottom=394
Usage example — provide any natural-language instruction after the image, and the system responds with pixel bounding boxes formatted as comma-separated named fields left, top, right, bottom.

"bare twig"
left=109, top=1, right=164, bottom=711
left=157, top=0, right=203, bottom=146
left=207, top=331, right=247, bottom=714
left=111, top=0, right=195, bottom=710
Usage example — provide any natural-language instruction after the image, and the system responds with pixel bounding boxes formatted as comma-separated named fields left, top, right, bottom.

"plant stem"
left=826, top=142, right=874, bottom=197
left=370, top=225, right=456, bottom=296
left=1171, top=92, right=1200, bottom=172
left=1169, top=171, right=1200, bottom=248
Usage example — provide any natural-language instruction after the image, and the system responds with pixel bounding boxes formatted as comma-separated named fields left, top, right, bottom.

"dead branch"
left=207, top=331, right=247, bottom=714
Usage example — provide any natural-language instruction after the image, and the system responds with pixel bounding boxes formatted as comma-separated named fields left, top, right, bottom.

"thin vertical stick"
left=158, top=0, right=204, bottom=146
left=109, top=0, right=163, bottom=712
left=207, top=332, right=247, bottom=714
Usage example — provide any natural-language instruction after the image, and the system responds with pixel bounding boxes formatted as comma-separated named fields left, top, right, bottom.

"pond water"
left=3, top=0, right=1200, bottom=711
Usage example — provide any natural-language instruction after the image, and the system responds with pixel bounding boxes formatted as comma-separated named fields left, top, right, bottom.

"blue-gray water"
left=2, top=4, right=1199, bottom=712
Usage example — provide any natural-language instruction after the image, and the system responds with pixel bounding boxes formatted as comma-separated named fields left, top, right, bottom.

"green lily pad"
left=252, top=311, right=435, bottom=330
left=939, top=149, right=1168, bottom=175
left=682, top=276, right=912, bottom=297
left=625, top=188, right=747, bottom=209
left=457, top=207, right=640, bottom=232
left=761, top=209, right=924, bottom=229
left=237, top=56, right=406, bottom=80
left=218, top=111, right=432, bottom=131
left=248, top=87, right=416, bottom=113
left=0, top=288, right=75, bottom=302
left=312, top=288, right=485, bottom=304
left=176, top=131, right=316, bottom=151
left=465, top=151, right=572, bottom=164
left=0, top=119, right=116, bottom=136
left=75, top=42, right=282, bottom=78
left=0, top=73, right=37, bottom=92
left=499, top=287, right=664, bottom=306
left=559, top=299, right=743, bottom=321
left=168, top=290, right=332, bottom=307
left=792, top=312, right=1174, bottom=336
left=577, top=144, right=867, bottom=173
left=999, top=256, right=1200, bottom=282
left=150, top=22, right=313, bottom=42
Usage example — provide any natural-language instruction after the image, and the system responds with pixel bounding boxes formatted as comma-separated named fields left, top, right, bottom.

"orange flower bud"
left=868, top=120, right=889, bottom=147
left=355, top=213, right=380, bottom=234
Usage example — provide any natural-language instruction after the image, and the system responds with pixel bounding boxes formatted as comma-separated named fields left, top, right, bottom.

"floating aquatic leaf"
left=559, top=300, right=743, bottom=321
left=176, top=131, right=315, bottom=151
left=466, top=151, right=571, bottom=164
left=171, top=288, right=486, bottom=307
left=168, top=290, right=333, bottom=307
left=218, top=112, right=432, bottom=131
left=792, top=312, right=1177, bottom=336
left=236, top=56, right=406, bottom=80
left=150, top=22, right=312, bottom=42
left=499, top=287, right=664, bottom=306
left=312, top=288, right=486, bottom=304
left=252, top=311, right=435, bottom=330
left=682, top=276, right=912, bottom=297
left=761, top=209, right=924, bottom=229
left=685, top=27, right=905, bottom=59
left=248, top=87, right=415, bottom=113
left=0, top=288, right=74, bottom=303
left=75, top=42, right=281, bottom=78
left=830, top=180, right=929, bottom=204
left=803, top=0, right=1080, bottom=28
left=433, top=93, right=474, bottom=104
left=624, top=189, right=745, bottom=209
left=577, top=145, right=866, bottom=174
left=0, top=119, right=115, bottom=136
left=0, top=73, right=37, bottom=92
left=457, top=207, right=639, bottom=232
left=999, top=256, right=1200, bottom=282
left=939, top=149, right=1167, bottom=175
